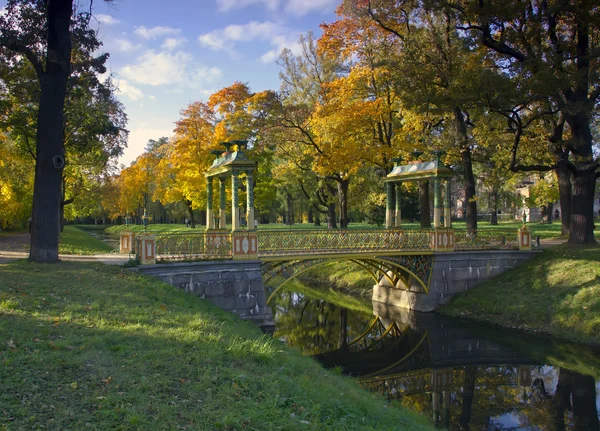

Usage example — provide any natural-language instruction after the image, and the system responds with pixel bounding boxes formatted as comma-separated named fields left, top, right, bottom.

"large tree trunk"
left=454, top=108, right=477, bottom=231
left=327, top=203, right=337, bottom=229
left=285, top=192, right=293, bottom=225
left=556, top=166, right=571, bottom=236
left=490, top=190, right=499, bottom=225
left=314, top=212, right=321, bottom=226
left=185, top=200, right=195, bottom=228
left=419, top=181, right=431, bottom=228
left=29, top=0, right=74, bottom=262
left=337, top=177, right=349, bottom=229
left=569, top=172, right=596, bottom=244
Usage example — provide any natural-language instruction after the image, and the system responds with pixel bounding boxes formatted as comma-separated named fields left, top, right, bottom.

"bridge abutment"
left=372, top=250, right=539, bottom=312
left=137, top=261, right=274, bottom=331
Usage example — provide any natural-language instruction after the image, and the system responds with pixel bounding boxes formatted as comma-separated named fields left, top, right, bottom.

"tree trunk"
left=314, top=212, right=321, bottom=226
left=419, top=181, right=431, bottom=228
left=337, top=177, right=349, bottom=229
left=462, top=147, right=477, bottom=231
left=490, top=190, right=499, bottom=225
left=338, top=308, right=348, bottom=350
left=185, top=200, right=195, bottom=228
left=569, top=172, right=596, bottom=244
left=571, top=371, right=599, bottom=431
left=29, top=0, right=74, bottom=262
left=327, top=203, right=337, bottom=229
left=285, top=192, right=293, bottom=225
left=555, top=166, right=571, bottom=236
left=308, top=206, right=314, bottom=223
left=454, top=107, right=477, bottom=231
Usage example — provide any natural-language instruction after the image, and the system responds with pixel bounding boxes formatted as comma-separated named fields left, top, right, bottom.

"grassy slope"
left=440, top=244, right=600, bottom=345
left=0, top=261, right=431, bottom=431
left=59, top=226, right=116, bottom=255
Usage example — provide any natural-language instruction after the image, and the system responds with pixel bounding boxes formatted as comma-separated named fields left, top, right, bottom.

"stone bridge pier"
left=372, top=250, right=538, bottom=312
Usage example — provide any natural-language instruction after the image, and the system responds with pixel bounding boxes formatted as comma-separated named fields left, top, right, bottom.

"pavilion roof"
left=206, top=150, right=257, bottom=178
left=385, top=159, right=453, bottom=182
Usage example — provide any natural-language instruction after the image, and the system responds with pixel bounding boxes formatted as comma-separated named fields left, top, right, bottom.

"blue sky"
left=90, top=0, right=339, bottom=165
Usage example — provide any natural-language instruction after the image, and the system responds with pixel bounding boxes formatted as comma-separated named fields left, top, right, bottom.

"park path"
left=0, top=232, right=128, bottom=265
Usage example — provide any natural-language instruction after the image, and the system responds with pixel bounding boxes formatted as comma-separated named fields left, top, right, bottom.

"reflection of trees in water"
left=273, top=290, right=372, bottom=355
left=272, top=289, right=600, bottom=430
left=394, top=366, right=599, bottom=431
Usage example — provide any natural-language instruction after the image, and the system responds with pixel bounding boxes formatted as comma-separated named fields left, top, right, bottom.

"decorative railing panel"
left=453, top=229, right=521, bottom=250
left=257, top=229, right=432, bottom=257
left=155, top=231, right=231, bottom=261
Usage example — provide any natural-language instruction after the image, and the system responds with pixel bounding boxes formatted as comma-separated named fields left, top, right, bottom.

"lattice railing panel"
left=155, top=232, right=231, bottom=261
left=453, top=229, right=521, bottom=251
left=257, top=229, right=432, bottom=257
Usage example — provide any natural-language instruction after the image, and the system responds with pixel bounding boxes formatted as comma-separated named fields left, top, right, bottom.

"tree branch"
left=0, top=37, right=44, bottom=78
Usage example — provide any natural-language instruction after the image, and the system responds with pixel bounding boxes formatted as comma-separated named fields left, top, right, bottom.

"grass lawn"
left=0, top=261, right=431, bottom=431
left=59, top=226, right=116, bottom=255
left=105, top=220, right=569, bottom=240
left=440, top=244, right=600, bottom=345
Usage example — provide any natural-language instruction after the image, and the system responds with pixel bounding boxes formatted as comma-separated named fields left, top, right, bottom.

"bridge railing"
left=154, top=231, right=231, bottom=261
left=257, top=229, right=432, bottom=257
left=453, top=229, right=522, bottom=251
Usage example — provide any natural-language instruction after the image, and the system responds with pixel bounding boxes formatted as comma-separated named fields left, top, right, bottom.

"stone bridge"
left=129, top=227, right=538, bottom=329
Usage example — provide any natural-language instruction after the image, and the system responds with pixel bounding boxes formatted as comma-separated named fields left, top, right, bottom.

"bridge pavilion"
left=205, top=140, right=257, bottom=232
left=385, top=158, right=454, bottom=230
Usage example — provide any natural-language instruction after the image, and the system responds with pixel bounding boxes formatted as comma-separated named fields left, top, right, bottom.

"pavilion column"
left=219, top=177, right=226, bottom=229
left=246, top=170, right=255, bottom=231
left=444, top=179, right=452, bottom=228
left=206, top=177, right=214, bottom=230
left=385, top=182, right=394, bottom=229
left=231, top=170, right=240, bottom=231
left=433, top=177, right=442, bottom=228
left=395, top=183, right=402, bottom=228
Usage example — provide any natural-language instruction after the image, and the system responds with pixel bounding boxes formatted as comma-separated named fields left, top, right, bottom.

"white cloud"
left=284, top=0, right=338, bottom=16
left=191, top=66, right=223, bottom=85
left=260, top=33, right=302, bottom=63
left=96, top=14, right=121, bottom=25
left=114, top=79, right=144, bottom=101
left=120, top=49, right=223, bottom=91
left=114, top=38, right=142, bottom=53
left=121, top=50, right=192, bottom=86
left=161, top=37, right=187, bottom=51
left=217, top=0, right=279, bottom=12
left=198, top=21, right=288, bottom=59
left=134, top=25, right=181, bottom=40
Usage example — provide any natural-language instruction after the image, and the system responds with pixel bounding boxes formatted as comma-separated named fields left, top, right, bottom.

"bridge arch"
left=262, top=255, right=432, bottom=304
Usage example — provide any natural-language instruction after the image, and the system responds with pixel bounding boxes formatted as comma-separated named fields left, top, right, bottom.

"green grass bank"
left=59, top=225, right=116, bottom=255
left=440, top=244, right=600, bottom=345
left=0, top=261, right=431, bottom=430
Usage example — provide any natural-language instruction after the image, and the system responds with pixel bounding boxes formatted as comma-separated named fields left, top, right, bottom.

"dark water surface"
left=270, top=288, right=600, bottom=430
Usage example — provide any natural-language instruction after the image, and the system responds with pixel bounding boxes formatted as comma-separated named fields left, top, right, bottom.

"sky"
left=88, top=0, right=340, bottom=166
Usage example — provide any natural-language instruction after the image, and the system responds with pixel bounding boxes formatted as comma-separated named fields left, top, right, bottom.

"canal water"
left=270, top=285, right=600, bottom=430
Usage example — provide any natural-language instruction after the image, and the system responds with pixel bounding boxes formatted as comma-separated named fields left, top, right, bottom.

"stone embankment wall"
left=137, top=261, right=274, bottom=331
left=373, top=250, right=539, bottom=312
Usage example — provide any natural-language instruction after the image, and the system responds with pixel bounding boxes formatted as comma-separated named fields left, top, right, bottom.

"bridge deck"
left=148, top=228, right=528, bottom=262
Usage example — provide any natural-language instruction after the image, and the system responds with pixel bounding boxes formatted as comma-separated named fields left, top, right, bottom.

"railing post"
left=137, top=234, right=156, bottom=264
left=232, top=231, right=258, bottom=260
left=518, top=226, right=531, bottom=250
left=120, top=231, right=134, bottom=254
left=430, top=228, right=455, bottom=252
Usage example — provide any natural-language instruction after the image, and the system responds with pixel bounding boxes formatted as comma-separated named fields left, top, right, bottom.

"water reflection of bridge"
left=296, top=304, right=600, bottom=430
